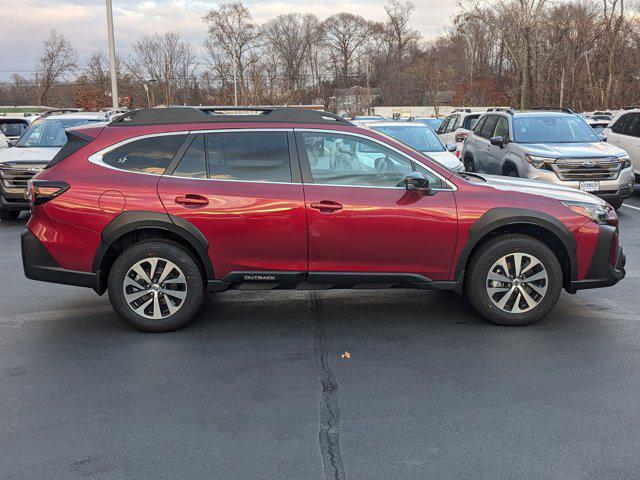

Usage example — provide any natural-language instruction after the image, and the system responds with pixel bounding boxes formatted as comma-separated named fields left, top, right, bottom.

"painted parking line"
left=622, top=203, right=640, bottom=212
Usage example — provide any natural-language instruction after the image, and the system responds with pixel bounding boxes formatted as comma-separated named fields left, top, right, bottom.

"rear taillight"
left=455, top=131, right=468, bottom=143
left=27, top=180, right=69, bottom=206
left=455, top=150, right=461, bottom=158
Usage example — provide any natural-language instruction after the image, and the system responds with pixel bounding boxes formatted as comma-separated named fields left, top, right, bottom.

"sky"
left=0, top=0, right=459, bottom=81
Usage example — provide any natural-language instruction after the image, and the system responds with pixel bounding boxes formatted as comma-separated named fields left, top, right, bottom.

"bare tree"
left=382, top=0, right=420, bottom=56
left=35, top=29, right=78, bottom=105
left=129, top=32, right=196, bottom=105
left=203, top=1, right=258, bottom=103
left=323, top=13, right=372, bottom=86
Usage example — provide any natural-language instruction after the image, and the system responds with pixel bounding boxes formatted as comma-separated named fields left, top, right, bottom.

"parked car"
left=0, top=111, right=107, bottom=220
left=21, top=107, right=625, bottom=331
left=437, top=109, right=483, bottom=158
left=462, top=108, right=634, bottom=209
left=586, top=118, right=610, bottom=135
left=414, top=117, right=445, bottom=130
left=365, top=121, right=464, bottom=172
left=0, top=114, right=34, bottom=144
left=603, top=107, right=640, bottom=182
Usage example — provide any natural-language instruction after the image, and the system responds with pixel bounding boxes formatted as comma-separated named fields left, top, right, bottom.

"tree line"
left=1, top=0, right=638, bottom=114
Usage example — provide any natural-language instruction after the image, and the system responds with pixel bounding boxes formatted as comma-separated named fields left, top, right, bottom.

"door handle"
left=310, top=200, right=343, bottom=212
left=175, top=194, right=209, bottom=207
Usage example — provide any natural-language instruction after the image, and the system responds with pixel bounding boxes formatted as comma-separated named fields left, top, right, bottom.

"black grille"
left=550, top=158, right=623, bottom=181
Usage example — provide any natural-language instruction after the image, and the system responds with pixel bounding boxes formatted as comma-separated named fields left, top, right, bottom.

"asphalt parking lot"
left=1, top=189, right=639, bottom=480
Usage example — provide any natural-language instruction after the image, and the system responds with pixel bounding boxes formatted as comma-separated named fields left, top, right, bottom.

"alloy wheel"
left=122, top=257, right=188, bottom=320
left=486, top=253, right=548, bottom=314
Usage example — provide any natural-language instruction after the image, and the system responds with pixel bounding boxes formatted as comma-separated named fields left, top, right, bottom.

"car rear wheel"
left=464, top=155, right=476, bottom=172
left=108, top=241, right=204, bottom=332
left=608, top=198, right=623, bottom=210
left=465, top=234, right=563, bottom=326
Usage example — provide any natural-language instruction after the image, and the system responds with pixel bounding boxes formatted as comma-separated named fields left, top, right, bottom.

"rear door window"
left=206, top=131, right=291, bottom=182
left=462, top=114, right=480, bottom=130
left=473, top=116, right=487, bottom=135
left=102, top=134, right=185, bottom=174
left=480, top=115, right=499, bottom=139
left=611, top=114, right=631, bottom=134
left=494, top=116, right=510, bottom=140
left=173, top=134, right=207, bottom=178
left=624, top=114, right=640, bottom=137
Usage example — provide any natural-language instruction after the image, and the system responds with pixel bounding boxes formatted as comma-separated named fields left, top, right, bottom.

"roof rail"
left=531, top=106, right=574, bottom=114
left=40, top=108, right=83, bottom=118
left=110, top=107, right=353, bottom=127
left=487, top=107, right=515, bottom=115
left=453, top=108, right=472, bottom=113
left=623, top=105, right=640, bottom=110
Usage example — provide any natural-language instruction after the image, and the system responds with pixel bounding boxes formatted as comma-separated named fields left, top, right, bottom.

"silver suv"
left=462, top=108, right=635, bottom=209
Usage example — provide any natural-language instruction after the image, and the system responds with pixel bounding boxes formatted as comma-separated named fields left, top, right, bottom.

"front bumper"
left=525, top=165, right=635, bottom=202
left=568, top=225, right=626, bottom=292
left=21, top=229, right=101, bottom=292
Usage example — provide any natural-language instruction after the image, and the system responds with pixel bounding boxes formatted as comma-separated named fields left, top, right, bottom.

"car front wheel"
left=108, top=241, right=205, bottom=332
left=465, top=234, right=563, bottom=326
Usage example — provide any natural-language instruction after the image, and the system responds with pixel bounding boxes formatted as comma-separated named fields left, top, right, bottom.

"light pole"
left=106, top=0, right=119, bottom=109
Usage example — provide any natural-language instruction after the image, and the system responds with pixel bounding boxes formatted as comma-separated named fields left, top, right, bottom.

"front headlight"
left=619, top=155, right=632, bottom=169
left=563, top=201, right=617, bottom=226
left=525, top=154, right=556, bottom=168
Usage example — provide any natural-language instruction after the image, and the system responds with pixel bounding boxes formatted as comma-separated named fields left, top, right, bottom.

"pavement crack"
left=310, top=291, right=347, bottom=480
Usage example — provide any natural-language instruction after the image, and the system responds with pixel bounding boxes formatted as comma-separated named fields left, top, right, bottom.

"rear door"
left=475, top=115, right=499, bottom=172
left=486, top=115, right=510, bottom=174
left=297, top=130, right=457, bottom=281
left=158, top=129, right=308, bottom=279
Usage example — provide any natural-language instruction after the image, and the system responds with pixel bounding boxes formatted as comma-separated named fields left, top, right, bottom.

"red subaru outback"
left=21, top=107, right=625, bottom=332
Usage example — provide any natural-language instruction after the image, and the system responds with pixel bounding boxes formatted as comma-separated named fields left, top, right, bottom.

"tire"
left=608, top=199, right=623, bottom=210
left=108, top=241, right=205, bottom=332
left=504, top=166, right=518, bottom=177
left=465, top=234, right=563, bottom=326
left=464, top=155, right=476, bottom=172
left=0, top=208, right=20, bottom=220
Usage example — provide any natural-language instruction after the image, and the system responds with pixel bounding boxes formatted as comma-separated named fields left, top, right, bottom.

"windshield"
left=513, top=115, right=600, bottom=143
left=0, top=120, right=28, bottom=138
left=372, top=125, right=445, bottom=152
left=16, top=118, right=101, bottom=148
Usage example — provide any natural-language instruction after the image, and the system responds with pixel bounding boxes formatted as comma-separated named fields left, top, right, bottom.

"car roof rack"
left=109, top=107, right=353, bottom=127
left=623, top=105, right=640, bottom=110
left=487, top=107, right=515, bottom=115
left=40, top=108, right=83, bottom=118
left=453, top=108, right=472, bottom=113
left=531, top=106, right=574, bottom=114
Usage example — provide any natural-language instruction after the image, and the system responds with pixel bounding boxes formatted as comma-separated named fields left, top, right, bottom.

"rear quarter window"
left=101, top=135, right=186, bottom=174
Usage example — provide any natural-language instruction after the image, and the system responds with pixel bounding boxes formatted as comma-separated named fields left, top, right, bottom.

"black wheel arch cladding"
left=456, top=207, right=577, bottom=283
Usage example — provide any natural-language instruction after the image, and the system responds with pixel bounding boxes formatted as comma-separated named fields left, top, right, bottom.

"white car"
left=603, top=107, right=640, bottom=180
left=365, top=121, right=465, bottom=172
left=0, top=114, right=37, bottom=144
left=436, top=109, right=484, bottom=158
left=0, top=111, right=108, bottom=220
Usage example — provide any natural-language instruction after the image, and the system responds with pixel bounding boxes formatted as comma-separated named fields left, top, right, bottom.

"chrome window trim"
left=88, top=131, right=190, bottom=176
left=295, top=128, right=457, bottom=191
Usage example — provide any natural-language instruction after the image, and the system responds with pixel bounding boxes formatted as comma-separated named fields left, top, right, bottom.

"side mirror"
left=404, top=171, right=430, bottom=193
left=445, top=143, right=457, bottom=153
left=599, top=134, right=607, bottom=142
left=490, top=136, right=505, bottom=148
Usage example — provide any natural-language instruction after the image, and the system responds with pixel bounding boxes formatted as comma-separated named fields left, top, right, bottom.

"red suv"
left=21, top=107, right=626, bottom=332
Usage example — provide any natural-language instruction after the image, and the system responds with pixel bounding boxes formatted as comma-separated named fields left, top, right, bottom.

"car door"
left=486, top=115, right=509, bottom=174
left=158, top=129, right=308, bottom=279
left=296, top=130, right=458, bottom=281
left=606, top=113, right=631, bottom=151
left=474, top=115, right=499, bottom=173
left=609, top=113, right=640, bottom=173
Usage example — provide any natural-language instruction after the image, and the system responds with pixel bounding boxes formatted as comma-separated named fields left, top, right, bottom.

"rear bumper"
left=21, top=229, right=101, bottom=292
left=568, top=225, right=626, bottom=292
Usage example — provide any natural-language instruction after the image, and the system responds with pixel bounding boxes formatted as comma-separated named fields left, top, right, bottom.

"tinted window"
left=206, top=131, right=291, bottom=182
left=17, top=118, right=102, bottom=148
left=611, top=114, right=631, bottom=134
left=102, top=135, right=185, bottom=174
left=494, top=116, right=510, bottom=140
left=173, top=134, right=206, bottom=178
left=624, top=114, right=640, bottom=137
left=513, top=115, right=601, bottom=143
left=0, top=119, right=28, bottom=137
left=446, top=115, right=459, bottom=133
left=480, top=116, right=499, bottom=138
left=301, top=132, right=443, bottom=188
left=462, top=114, right=480, bottom=130
left=437, top=116, right=452, bottom=134
left=473, top=116, right=487, bottom=135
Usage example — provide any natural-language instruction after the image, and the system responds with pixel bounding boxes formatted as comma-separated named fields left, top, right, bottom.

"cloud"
left=0, top=0, right=459, bottom=80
